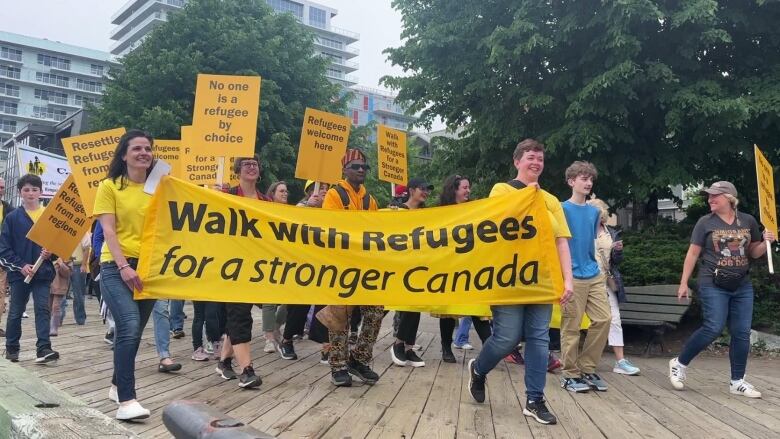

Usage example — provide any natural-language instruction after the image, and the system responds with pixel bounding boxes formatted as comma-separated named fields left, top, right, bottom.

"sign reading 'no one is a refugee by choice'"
left=295, top=108, right=351, bottom=184
left=191, top=74, right=261, bottom=157
left=61, top=127, right=126, bottom=217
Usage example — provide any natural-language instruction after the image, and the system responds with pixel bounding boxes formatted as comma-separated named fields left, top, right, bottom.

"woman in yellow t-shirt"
left=92, top=129, right=155, bottom=421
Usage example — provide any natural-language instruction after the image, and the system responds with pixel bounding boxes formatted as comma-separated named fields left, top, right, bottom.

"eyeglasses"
left=241, top=161, right=259, bottom=168
left=347, top=163, right=371, bottom=171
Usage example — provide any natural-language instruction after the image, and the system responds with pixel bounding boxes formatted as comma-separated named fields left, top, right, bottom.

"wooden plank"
left=619, top=303, right=690, bottom=314
left=621, top=294, right=686, bottom=305
left=619, top=311, right=685, bottom=322
left=485, top=361, right=533, bottom=439
left=411, top=334, right=463, bottom=439
left=624, top=285, right=679, bottom=296
left=456, top=348, right=495, bottom=439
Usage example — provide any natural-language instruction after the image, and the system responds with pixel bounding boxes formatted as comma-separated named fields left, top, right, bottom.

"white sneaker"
left=613, top=359, right=640, bottom=375
left=108, top=385, right=119, bottom=404
left=22, top=312, right=29, bottom=319
left=115, top=401, right=150, bottom=420
left=454, top=343, right=473, bottom=350
left=263, top=340, right=277, bottom=353
left=204, top=341, right=214, bottom=355
left=669, top=357, right=686, bottom=390
left=730, top=378, right=762, bottom=398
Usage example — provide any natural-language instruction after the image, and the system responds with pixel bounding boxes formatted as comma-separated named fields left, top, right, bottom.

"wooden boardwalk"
left=9, top=299, right=780, bottom=438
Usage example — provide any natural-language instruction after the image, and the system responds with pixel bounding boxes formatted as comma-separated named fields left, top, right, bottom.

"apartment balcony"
left=327, top=58, right=358, bottom=74
left=310, top=25, right=359, bottom=45
left=4, top=103, right=69, bottom=123
left=111, top=0, right=183, bottom=40
left=1, top=70, right=104, bottom=95
left=112, top=0, right=184, bottom=24
left=46, top=63, right=107, bottom=79
left=110, top=11, right=167, bottom=55
left=314, top=39, right=359, bottom=59
left=325, top=71, right=358, bottom=86
left=0, top=88, right=20, bottom=100
left=0, top=53, right=23, bottom=65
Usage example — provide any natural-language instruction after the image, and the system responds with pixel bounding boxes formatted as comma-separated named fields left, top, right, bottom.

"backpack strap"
left=363, top=194, right=372, bottom=210
left=507, top=179, right=527, bottom=190
left=334, top=185, right=351, bottom=210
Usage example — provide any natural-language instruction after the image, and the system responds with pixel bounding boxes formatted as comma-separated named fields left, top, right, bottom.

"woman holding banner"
left=215, top=154, right=269, bottom=390
left=670, top=181, right=775, bottom=398
left=93, top=129, right=156, bottom=420
left=435, top=175, right=493, bottom=363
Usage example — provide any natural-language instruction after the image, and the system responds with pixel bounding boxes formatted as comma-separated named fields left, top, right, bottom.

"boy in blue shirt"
left=560, top=161, right=611, bottom=393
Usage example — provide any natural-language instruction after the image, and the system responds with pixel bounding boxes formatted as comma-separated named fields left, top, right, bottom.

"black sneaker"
left=442, top=344, right=456, bottom=363
left=103, top=331, right=114, bottom=345
left=5, top=350, right=19, bottom=362
left=238, top=365, right=262, bottom=389
left=215, top=357, right=237, bottom=380
left=468, top=358, right=486, bottom=403
left=523, top=398, right=557, bottom=425
left=331, top=369, right=352, bottom=386
left=348, top=359, right=379, bottom=384
left=405, top=349, right=425, bottom=368
left=172, top=329, right=185, bottom=339
left=0, top=328, right=5, bottom=337
left=278, top=340, right=297, bottom=360
left=35, top=347, right=59, bottom=364
left=391, top=342, right=408, bottom=366
left=320, top=350, right=330, bottom=365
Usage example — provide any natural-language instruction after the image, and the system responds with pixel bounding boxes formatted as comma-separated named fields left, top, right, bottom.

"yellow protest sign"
left=377, top=125, right=407, bottom=185
left=136, top=177, right=564, bottom=306
left=61, top=127, right=125, bottom=217
left=26, top=175, right=90, bottom=258
left=191, top=73, right=261, bottom=157
left=153, top=140, right=182, bottom=179
left=755, top=145, right=777, bottom=237
left=177, top=126, right=236, bottom=186
left=295, top=108, right=351, bottom=184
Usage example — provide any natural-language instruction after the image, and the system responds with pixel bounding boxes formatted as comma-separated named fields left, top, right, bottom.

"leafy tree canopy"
left=93, top=0, right=343, bottom=191
left=383, top=0, right=780, bottom=210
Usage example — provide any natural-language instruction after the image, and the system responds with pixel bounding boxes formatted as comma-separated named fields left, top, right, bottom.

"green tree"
left=383, top=0, right=780, bottom=210
left=93, top=0, right=343, bottom=190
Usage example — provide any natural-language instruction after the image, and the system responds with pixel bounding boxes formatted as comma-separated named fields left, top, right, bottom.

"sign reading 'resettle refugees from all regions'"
left=61, top=127, right=126, bottom=217
left=26, top=174, right=90, bottom=258
left=754, top=144, right=778, bottom=237
left=295, top=108, right=351, bottom=184
left=191, top=73, right=261, bottom=157
left=377, top=124, right=408, bottom=186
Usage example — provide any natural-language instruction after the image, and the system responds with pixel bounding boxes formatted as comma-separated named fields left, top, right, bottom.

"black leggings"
left=192, top=301, right=225, bottom=349
left=283, top=304, right=310, bottom=341
left=395, top=311, right=421, bottom=345
left=440, top=317, right=491, bottom=346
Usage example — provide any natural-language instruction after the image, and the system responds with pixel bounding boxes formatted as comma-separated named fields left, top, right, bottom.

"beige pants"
left=561, top=273, right=611, bottom=377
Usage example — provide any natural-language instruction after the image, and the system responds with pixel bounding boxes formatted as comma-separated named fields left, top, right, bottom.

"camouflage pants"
left=329, top=305, right=384, bottom=370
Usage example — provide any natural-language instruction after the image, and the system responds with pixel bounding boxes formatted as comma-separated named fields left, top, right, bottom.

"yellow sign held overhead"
left=755, top=145, right=777, bottom=237
left=61, top=127, right=126, bottom=217
left=179, top=126, right=239, bottom=186
left=377, top=125, right=408, bottom=185
left=26, top=175, right=91, bottom=258
left=153, top=140, right=182, bottom=179
left=136, top=177, right=564, bottom=306
left=295, top=108, right=351, bottom=184
left=191, top=73, right=261, bottom=157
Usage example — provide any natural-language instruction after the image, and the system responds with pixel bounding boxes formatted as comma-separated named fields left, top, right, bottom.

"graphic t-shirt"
left=691, top=212, right=761, bottom=287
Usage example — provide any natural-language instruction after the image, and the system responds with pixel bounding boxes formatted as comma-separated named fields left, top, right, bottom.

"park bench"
left=619, top=284, right=692, bottom=356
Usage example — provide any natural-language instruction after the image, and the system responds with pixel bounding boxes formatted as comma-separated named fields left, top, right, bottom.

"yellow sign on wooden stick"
left=154, top=140, right=182, bottom=179
left=755, top=145, right=777, bottom=238
left=191, top=74, right=261, bottom=157
left=61, top=127, right=125, bottom=217
left=179, top=126, right=239, bottom=187
left=295, top=108, right=351, bottom=184
left=26, top=174, right=90, bottom=258
left=377, top=125, right=408, bottom=185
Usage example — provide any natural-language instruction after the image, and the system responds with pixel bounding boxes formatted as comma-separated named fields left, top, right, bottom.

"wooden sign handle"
left=767, top=240, right=774, bottom=274
left=24, top=255, right=45, bottom=284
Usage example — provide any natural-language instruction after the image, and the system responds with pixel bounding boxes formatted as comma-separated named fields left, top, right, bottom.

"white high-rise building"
left=109, top=0, right=359, bottom=86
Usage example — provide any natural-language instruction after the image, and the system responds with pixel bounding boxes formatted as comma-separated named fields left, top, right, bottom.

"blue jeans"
left=153, top=299, right=173, bottom=359
left=5, top=280, right=51, bottom=354
left=474, top=304, right=552, bottom=401
left=455, top=317, right=472, bottom=346
left=70, top=263, right=86, bottom=324
left=679, top=283, right=753, bottom=380
left=169, top=299, right=185, bottom=331
left=99, top=262, right=155, bottom=402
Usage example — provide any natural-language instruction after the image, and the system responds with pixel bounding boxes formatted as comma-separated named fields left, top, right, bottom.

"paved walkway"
left=10, top=299, right=780, bottom=438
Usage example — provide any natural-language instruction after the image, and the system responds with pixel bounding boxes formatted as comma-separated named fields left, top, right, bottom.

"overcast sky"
left=0, top=0, right=406, bottom=91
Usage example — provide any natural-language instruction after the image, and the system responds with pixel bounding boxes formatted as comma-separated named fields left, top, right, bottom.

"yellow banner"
left=136, top=177, right=563, bottom=305
left=26, top=174, right=90, bottom=258
left=754, top=145, right=777, bottom=237
left=191, top=74, right=261, bottom=157
left=294, top=108, right=351, bottom=184
left=61, top=127, right=125, bottom=217
left=377, top=125, right=408, bottom=185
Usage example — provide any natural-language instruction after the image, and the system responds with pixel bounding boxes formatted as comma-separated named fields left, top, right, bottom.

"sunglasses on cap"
left=347, top=163, right=371, bottom=171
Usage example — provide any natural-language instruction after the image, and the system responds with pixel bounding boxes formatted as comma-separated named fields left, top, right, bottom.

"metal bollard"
left=162, top=400, right=275, bottom=439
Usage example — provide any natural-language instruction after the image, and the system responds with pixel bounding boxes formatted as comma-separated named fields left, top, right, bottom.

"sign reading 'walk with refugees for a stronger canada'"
left=377, top=124, right=408, bottom=186
left=136, top=177, right=563, bottom=306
